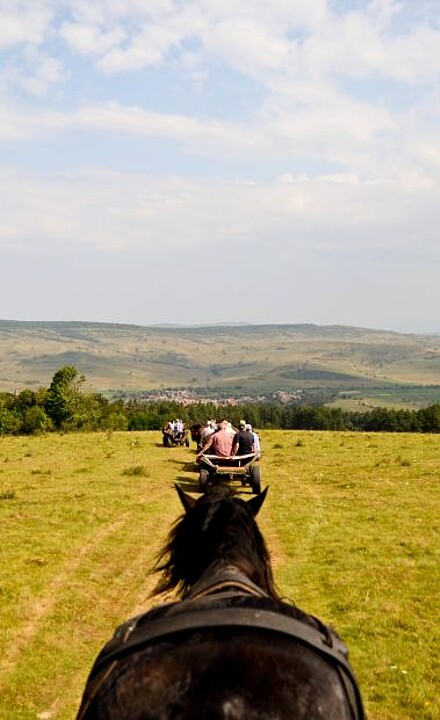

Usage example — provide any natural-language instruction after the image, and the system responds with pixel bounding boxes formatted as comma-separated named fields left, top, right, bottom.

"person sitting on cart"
left=174, top=418, right=185, bottom=439
left=197, top=420, right=233, bottom=459
left=225, top=421, right=236, bottom=438
left=201, top=419, right=216, bottom=443
left=246, top=423, right=260, bottom=457
left=231, top=420, right=255, bottom=458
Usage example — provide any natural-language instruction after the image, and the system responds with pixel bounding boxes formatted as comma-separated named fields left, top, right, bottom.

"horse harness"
left=78, top=565, right=365, bottom=720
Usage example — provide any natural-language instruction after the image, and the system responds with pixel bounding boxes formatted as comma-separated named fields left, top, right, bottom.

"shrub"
left=122, top=465, right=149, bottom=477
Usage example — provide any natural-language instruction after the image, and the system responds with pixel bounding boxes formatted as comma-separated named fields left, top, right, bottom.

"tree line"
left=0, top=365, right=439, bottom=436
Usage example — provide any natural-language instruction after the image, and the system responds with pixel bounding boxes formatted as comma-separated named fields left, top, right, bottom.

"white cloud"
left=367, top=0, right=400, bottom=26
left=1, top=167, right=437, bottom=258
left=39, top=102, right=262, bottom=151
left=97, top=30, right=175, bottom=73
left=382, top=26, right=440, bottom=83
left=201, top=20, right=288, bottom=76
left=60, top=0, right=190, bottom=71
left=190, top=0, right=328, bottom=36
left=0, top=86, right=437, bottom=193
left=47, top=0, right=440, bottom=89
left=1, top=0, right=439, bottom=90
left=0, top=1, right=53, bottom=50
left=20, top=48, right=66, bottom=97
left=0, top=103, right=35, bottom=141
left=59, top=22, right=126, bottom=57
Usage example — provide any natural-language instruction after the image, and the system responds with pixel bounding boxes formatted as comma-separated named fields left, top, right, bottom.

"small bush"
left=122, top=465, right=149, bottom=477
left=0, top=490, right=15, bottom=500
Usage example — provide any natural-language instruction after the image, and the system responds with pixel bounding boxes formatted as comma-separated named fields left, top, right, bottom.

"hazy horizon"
left=1, top=316, right=438, bottom=336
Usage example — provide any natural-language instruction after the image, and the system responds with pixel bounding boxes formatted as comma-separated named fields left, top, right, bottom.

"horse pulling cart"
left=197, top=452, right=261, bottom=494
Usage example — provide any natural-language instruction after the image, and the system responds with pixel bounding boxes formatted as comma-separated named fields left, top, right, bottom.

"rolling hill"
left=0, top=320, right=439, bottom=407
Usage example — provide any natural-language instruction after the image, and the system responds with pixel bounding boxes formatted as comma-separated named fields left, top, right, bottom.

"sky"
left=1, top=0, right=439, bottom=333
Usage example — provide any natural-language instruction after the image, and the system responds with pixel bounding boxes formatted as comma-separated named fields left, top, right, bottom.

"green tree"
left=21, top=406, right=53, bottom=435
left=418, top=404, right=440, bottom=432
left=44, top=365, right=98, bottom=430
left=102, top=399, right=128, bottom=431
left=14, top=389, right=37, bottom=413
left=0, top=406, right=20, bottom=435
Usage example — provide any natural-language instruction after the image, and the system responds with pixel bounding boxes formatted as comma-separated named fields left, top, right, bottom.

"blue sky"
left=1, top=0, right=439, bottom=332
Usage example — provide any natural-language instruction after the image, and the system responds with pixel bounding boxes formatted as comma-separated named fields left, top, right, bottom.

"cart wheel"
left=199, top=468, right=209, bottom=491
left=250, top=465, right=261, bottom=494
left=163, top=435, right=172, bottom=447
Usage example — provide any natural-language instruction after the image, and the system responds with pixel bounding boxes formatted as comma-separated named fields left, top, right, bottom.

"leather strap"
left=186, top=564, right=268, bottom=601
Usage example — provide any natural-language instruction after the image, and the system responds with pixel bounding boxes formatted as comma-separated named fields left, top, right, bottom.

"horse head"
left=77, top=482, right=365, bottom=720
left=152, top=484, right=279, bottom=600
left=189, top=422, right=203, bottom=442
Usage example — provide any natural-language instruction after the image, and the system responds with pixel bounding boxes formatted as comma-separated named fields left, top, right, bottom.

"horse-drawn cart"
left=162, top=428, right=190, bottom=447
left=197, top=452, right=261, bottom=494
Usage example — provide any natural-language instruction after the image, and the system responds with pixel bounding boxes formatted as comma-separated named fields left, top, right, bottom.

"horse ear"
left=175, top=484, right=197, bottom=512
left=247, top=486, right=268, bottom=516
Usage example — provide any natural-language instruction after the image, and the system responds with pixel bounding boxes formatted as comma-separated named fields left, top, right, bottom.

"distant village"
left=115, top=387, right=304, bottom=406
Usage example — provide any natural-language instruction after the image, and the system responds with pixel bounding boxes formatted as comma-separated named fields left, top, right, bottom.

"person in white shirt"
left=246, top=424, right=260, bottom=457
left=201, top=420, right=216, bottom=442
left=225, top=421, right=236, bottom=438
left=175, top=419, right=184, bottom=433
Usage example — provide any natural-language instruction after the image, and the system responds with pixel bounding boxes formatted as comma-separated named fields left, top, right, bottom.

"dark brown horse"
left=189, top=421, right=205, bottom=451
left=77, top=486, right=365, bottom=719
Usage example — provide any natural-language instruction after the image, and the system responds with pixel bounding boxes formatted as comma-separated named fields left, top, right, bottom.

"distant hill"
left=0, top=320, right=439, bottom=408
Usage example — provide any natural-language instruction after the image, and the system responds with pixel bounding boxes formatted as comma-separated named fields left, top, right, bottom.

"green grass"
left=0, top=430, right=439, bottom=719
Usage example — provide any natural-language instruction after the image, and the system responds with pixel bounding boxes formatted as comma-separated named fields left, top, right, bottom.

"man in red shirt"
left=197, top=419, right=233, bottom=458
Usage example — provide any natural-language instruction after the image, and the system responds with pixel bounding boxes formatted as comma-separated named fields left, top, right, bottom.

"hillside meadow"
left=0, top=430, right=438, bottom=720
left=1, top=321, right=440, bottom=407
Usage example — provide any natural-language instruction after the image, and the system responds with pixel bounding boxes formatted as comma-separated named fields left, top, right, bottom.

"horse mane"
left=152, top=486, right=280, bottom=600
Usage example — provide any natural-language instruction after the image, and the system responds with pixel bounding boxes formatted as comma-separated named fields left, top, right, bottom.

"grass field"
left=0, top=430, right=439, bottom=719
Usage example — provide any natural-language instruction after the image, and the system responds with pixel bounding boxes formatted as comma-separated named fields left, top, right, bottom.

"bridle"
left=78, top=565, right=365, bottom=720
